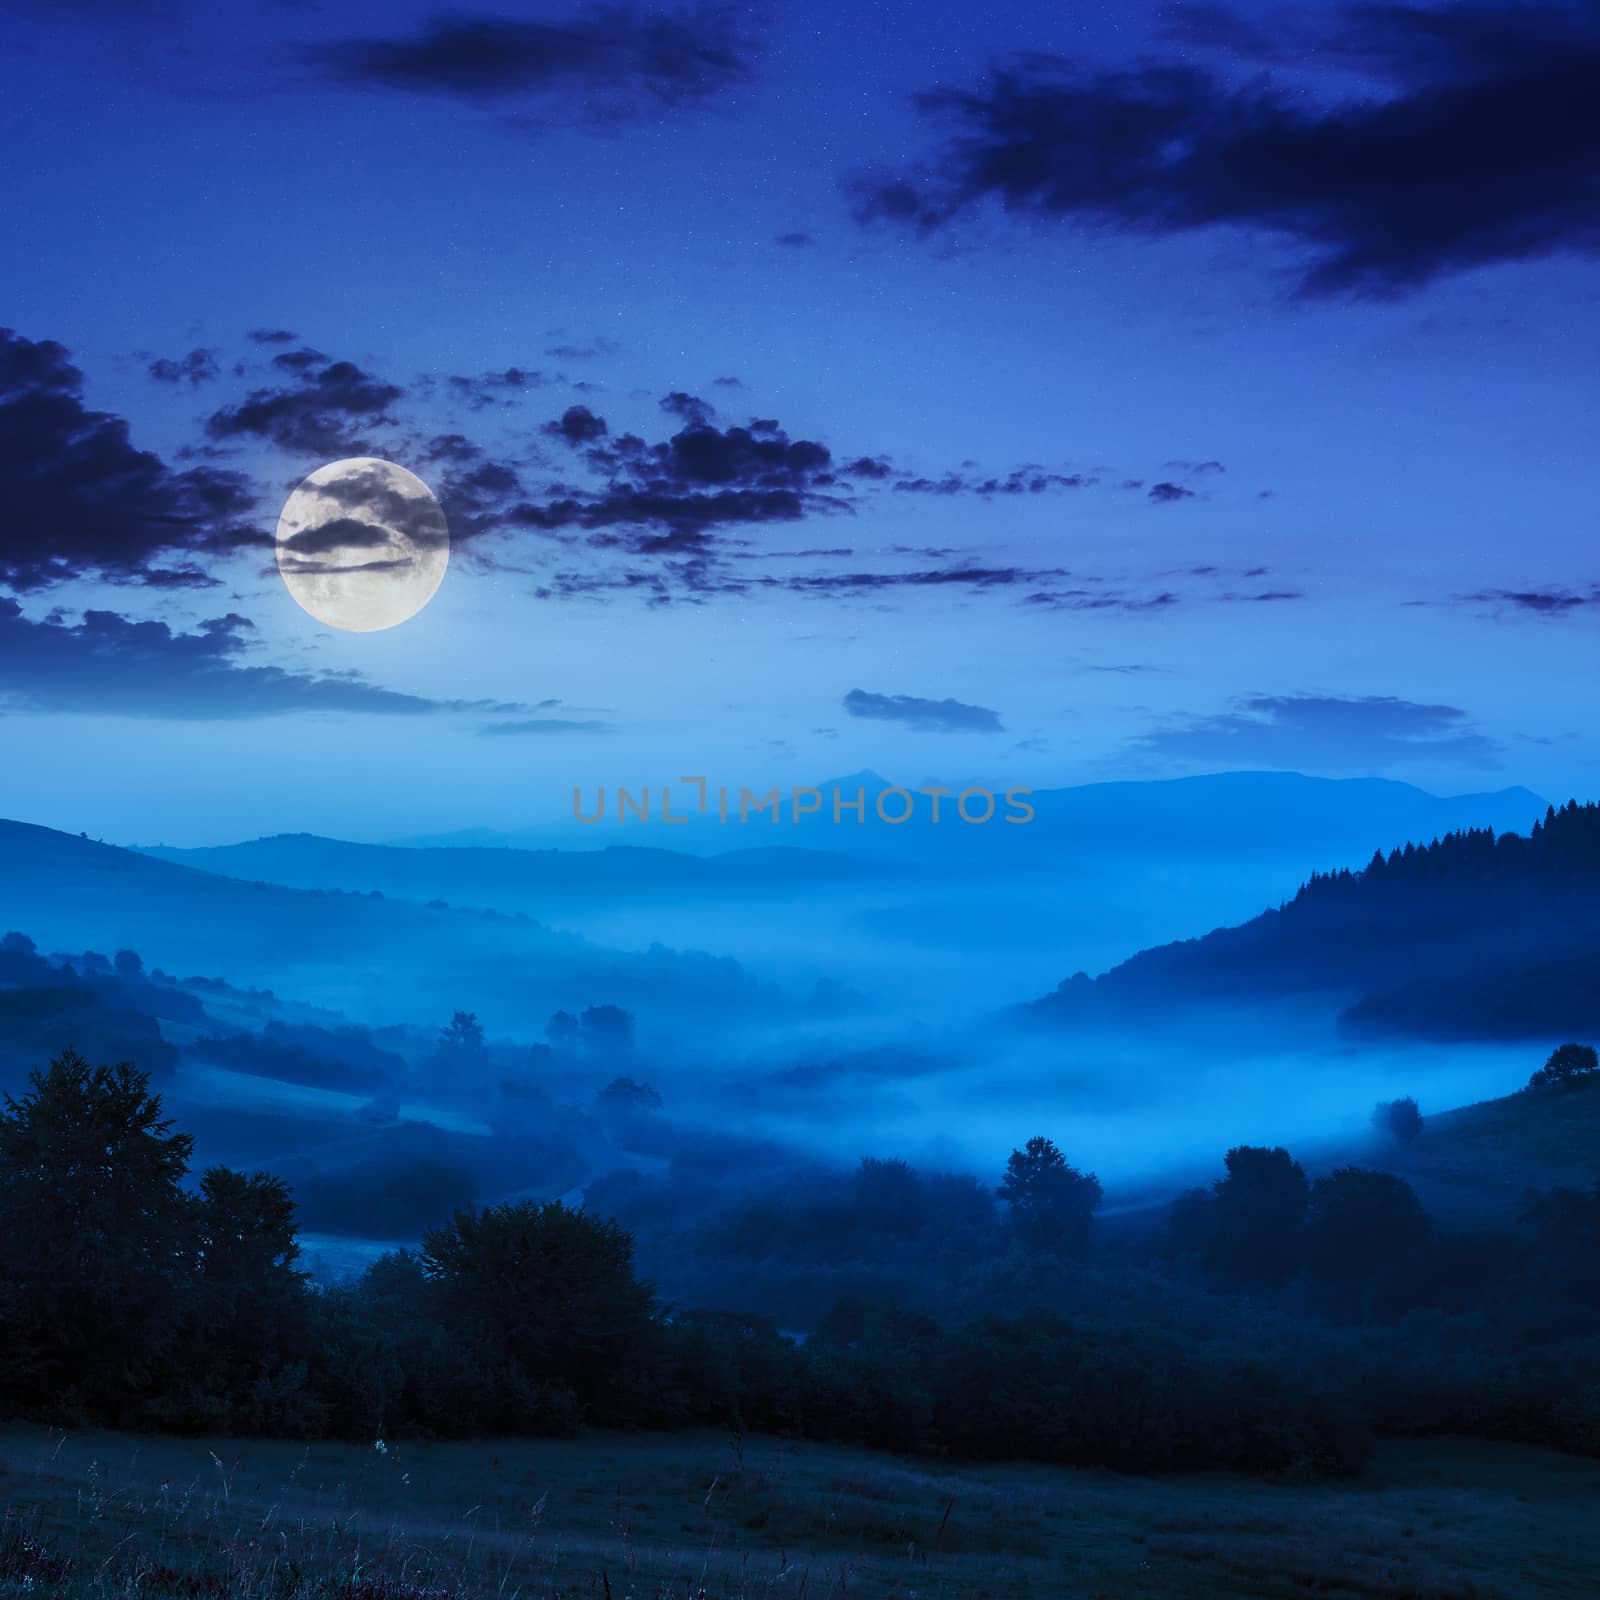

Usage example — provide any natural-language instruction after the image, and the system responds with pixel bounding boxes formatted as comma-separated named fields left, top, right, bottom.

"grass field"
left=1355, top=1079, right=1600, bottom=1226
left=2, top=1423, right=1596, bottom=1600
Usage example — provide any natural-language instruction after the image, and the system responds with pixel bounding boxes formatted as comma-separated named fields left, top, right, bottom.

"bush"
left=1371, top=1096, right=1423, bottom=1143
left=1528, top=1042, right=1599, bottom=1089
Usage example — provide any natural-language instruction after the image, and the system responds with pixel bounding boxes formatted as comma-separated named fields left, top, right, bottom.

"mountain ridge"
left=1026, top=799, right=1600, bottom=1040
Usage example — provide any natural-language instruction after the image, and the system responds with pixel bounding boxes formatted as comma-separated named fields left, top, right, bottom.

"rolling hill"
left=136, top=834, right=917, bottom=914
left=1027, top=800, right=1600, bottom=1040
left=0, top=818, right=767, bottom=1032
left=1352, top=1076, right=1600, bottom=1225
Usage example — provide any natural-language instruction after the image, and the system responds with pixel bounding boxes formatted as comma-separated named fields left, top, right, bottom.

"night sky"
left=3, top=0, right=1598, bottom=842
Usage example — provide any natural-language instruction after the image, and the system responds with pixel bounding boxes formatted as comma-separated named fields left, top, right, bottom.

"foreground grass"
left=1, top=1424, right=1596, bottom=1600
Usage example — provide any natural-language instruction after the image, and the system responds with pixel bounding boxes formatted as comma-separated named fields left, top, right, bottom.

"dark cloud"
left=843, top=687, right=1005, bottom=734
left=775, top=231, right=815, bottom=247
left=448, top=367, right=545, bottom=410
left=206, top=355, right=405, bottom=455
left=0, top=598, right=523, bottom=720
left=146, top=348, right=220, bottom=386
left=477, top=717, right=614, bottom=736
left=512, top=407, right=848, bottom=554
left=1323, top=1, right=1600, bottom=86
left=0, top=327, right=259, bottom=591
left=1456, top=587, right=1600, bottom=615
left=660, top=390, right=716, bottom=423
left=270, top=347, right=326, bottom=376
left=1024, top=587, right=1181, bottom=612
left=278, top=463, right=452, bottom=574
left=1131, top=692, right=1502, bottom=769
left=712, top=375, right=744, bottom=388
left=544, top=336, right=619, bottom=360
left=278, top=516, right=397, bottom=558
left=892, top=466, right=1092, bottom=496
left=856, top=4, right=1600, bottom=297
left=1148, top=481, right=1196, bottom=503
left=791, top=564, right=1067, bottom=595
left=248, top=329, right=299, bottom=345
left=544, top=404, right=609, bottom=446
left=309, top=4, right=759, bottom=125
left=422, top=432, right=484, bottom=465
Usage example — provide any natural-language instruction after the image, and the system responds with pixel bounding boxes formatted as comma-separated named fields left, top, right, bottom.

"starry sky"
left=3, top=0, right=1598, bottom=843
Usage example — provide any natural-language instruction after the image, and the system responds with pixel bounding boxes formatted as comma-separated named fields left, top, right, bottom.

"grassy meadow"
left=2, top=1423, right=1596, bottom=1600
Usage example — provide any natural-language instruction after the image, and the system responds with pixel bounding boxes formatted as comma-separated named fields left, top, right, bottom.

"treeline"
left=0, top=1050, right=1360, bottom=1477
left=1297, top=800, right=1600, bottom=902
left=3, top=1050, right=1598, bottom=1478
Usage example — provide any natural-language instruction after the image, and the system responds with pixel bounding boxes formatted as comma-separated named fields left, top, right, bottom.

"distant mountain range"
left=137, top=835, right=916, bottom=912
left=0, top=819, right=769, bottom=1031
left=385, top=770, right=1545, bottom=867
left=1026, top=801, right=1600, bottom=1041
left=122, top=772, right=1554, bottom=1021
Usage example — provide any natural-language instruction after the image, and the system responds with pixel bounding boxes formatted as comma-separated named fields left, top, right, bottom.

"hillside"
left=1027, top=800, right=1600, bottom=1040
left=1346, top=1077, right=1600, bottom=1226
left=0, top=819, right=764, bottom=1031
left=137, top=834, right=917, bottom=914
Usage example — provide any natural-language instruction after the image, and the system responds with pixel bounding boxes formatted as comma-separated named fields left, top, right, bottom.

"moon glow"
left=275, top=458, right=449, bottom=632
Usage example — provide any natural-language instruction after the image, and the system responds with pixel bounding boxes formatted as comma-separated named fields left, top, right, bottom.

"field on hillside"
left=1357, top=1079, right=1600, bottom=1225
left=1, top=1424, right=1596, bottom=1600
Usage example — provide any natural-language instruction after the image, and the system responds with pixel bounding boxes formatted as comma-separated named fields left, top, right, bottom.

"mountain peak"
left=816, top=769, right=894, bottom=792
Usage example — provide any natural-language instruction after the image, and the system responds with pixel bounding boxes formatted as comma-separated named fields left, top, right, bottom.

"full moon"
left=275, top=458, right=449, bottom=632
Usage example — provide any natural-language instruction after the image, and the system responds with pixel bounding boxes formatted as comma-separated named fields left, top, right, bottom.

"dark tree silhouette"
left=0, top=1050, right=193, bottom=1407
left=1305, top=1167, right=1429, bottom=1288
left=1372, top=1096, right=1423, bottom=1144
left=596, top=1076, right=662, bottom=1112
left=545, top=1009, right=580, bottom=1046
left=998, top=1136, right=1103, bottom=1253
left=113, top=948, right=143, bottom=981
left=581, top=1004, right=635, bottom=1051
left=421, top=1200, right=657, bottom=1409
left=1208, top=1145, right=1308, bottom=1289
left=438, top=1011, right=486, bottom=1059
left=854, top=1156, right=924, bottom=1238
left=1528, top=1042, right=1599, bottom=1089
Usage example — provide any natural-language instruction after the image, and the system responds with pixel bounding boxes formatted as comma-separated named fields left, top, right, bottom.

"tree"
left=113, top=948, right=144, bottom=981
left=1208, top=1145, right=1308, bottom=1290
left=438, top=1011, right=486, bottom=1060
left=854, top=1156, right=924, bottom=1238
left=1371, top=1096, right=1423, bottom=1144
left=1305, top=1167, right=1429, bottom=1290
left=1528, top=1042, right=1599, bottom=1089
left=581, top=1004, right=635, bottom=1051
left=545, top=1010, right=580, bottom=1047
left=596, top=1076, right=662, bottom=1113
left=421, top=1200, right=657, bottom=1413
left=194, top=1167, right=301, bottom=1292
left=998, top=1137, right=1103, bottom=1253
left=0, top=1051, right=193, bottom=1406
left=155, top=1168, right=316, bottom=1434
